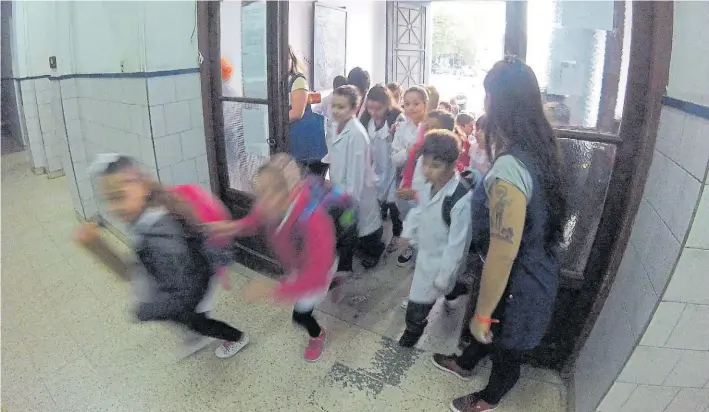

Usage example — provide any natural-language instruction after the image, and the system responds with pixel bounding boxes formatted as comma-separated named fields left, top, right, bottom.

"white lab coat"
left=369, top=119, right=397, bottom=203
left=328, top=117, right=382, bottom=237
left=402, top=175, right=473, bottom=303
left=391, top=119, right=420, bottom=167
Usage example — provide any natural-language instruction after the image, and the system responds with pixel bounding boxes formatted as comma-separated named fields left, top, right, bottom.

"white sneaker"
left=215, top=333, right=250, bottom=359
left=397, top=246, right=415, bottom=268
left=401, top=299, right=409, bottom=309
left=178, top=335, right=216, bottom=358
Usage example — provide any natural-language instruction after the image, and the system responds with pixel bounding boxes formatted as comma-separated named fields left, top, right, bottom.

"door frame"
left=197, top=0, right=290, bottom=274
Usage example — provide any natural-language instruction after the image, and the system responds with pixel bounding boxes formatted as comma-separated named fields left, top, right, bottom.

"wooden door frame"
left=197, top=0, right=289, bottom=274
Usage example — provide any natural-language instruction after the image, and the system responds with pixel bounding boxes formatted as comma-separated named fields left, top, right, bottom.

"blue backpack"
left=293, top=177, right=359, bottom=251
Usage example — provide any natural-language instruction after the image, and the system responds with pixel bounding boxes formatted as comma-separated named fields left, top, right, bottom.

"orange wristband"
left=474, top=314, right=499, bottom=325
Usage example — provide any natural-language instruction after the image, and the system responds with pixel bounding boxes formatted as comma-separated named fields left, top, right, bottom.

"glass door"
left=199, top=0, right=289, bottom=274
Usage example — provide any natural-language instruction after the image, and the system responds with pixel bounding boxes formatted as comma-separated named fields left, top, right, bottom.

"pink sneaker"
left=304, top=329, right=326, bottom=362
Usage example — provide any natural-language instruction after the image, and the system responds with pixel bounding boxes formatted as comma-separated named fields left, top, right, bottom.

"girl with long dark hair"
left=431, top=56, right=568, bottom=412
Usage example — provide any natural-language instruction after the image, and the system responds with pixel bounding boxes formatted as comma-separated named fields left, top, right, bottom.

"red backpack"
left=170, top=184, right=232, bottom=288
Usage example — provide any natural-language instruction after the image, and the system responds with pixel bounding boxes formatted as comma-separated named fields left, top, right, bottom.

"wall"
left=10, top=1, right=208, bottom=234
left=573, top=2, right=709, bottom=411
left=288, top=0, right=387, bottom=89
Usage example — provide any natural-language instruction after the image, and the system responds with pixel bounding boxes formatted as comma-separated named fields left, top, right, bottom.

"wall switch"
left=49, top=56, right=57, bottom=69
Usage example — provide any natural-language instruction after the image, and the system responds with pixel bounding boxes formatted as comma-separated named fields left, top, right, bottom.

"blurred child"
left=347, top=67, right=371, bottom=117
left=454, top=113, right=474, bottom=171
left=438, top=101, right=453, bottom=112
left=75, top=155, right=249, bottom=359
left=209, top=157, right=336, bottom=361
left=386, top=82, right=403, bottom=107
left=361, top=84, right=404, bottom=253
left=397, top=131, right=473, bottom=348
left=329, top=85, right=385, bottom=269
left=469, top=114, right=491, bottom=175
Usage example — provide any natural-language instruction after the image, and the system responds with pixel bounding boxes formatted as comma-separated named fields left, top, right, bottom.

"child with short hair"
left=329, top=84, right=385, bottom=269
left=75, top=155, right=249, bottom=359
left=397, top=131, right=473, bottom=348
left=210, top=156, right=336, bottom=361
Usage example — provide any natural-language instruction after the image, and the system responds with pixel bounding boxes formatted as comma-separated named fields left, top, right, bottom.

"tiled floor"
left=1, top=151, right=566, bottom=411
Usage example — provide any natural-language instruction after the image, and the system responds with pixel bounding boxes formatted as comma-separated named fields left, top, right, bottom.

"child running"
left=329, top=84, right=385, bottom=269
left=397, top=131, right=473, bottom=348
left=75, top=155, right=249, bottom=359
left=361, top=84, right=404, bottom=253
left=209, top=156, right=336, bottom=361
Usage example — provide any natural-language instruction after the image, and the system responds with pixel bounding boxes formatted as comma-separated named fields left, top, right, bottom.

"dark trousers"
left=445, top=280, right=469, bottom=301
left=404, top=301, right=436, bottom=337
left=357, top=226, right=385, bottom=260
left=292, top=309, right=322, bottom=338
left=380, top=202, right=403, bottom=237
left=456, top=297, right=521, bottom=405
left=457, top=341, right=522, bottom=404
left=336, top=225, right=358, bottom=272
left=178, top=312, right=243, bottom=342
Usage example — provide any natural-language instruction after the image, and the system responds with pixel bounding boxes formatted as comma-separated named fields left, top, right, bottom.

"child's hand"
left=397, top=188, right=416, bottom=200
left=205, top=221, right=243, bottom=238
left=243, top=280, right=275, bottom=302
left=469, top=316, right=494, bottom=344
left=75, top=222, right=101, bottom=245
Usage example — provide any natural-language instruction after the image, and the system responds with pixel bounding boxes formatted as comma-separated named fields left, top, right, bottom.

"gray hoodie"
left=130, top=207, right=212, bottom=322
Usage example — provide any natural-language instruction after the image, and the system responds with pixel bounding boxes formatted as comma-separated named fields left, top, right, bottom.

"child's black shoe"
left=398, top=330, right=422, bottom=348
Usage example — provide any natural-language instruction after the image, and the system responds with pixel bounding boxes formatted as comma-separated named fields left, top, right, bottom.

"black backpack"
left=441, top=170, right=480, bottom=227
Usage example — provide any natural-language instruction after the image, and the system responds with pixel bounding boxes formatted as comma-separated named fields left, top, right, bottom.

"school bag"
left=170, top=184, right=233, bottom=289
left=295, top=176, right=359, bottom=247
left=288, top=73, right=327, bottom=162
left=441, top=169, right=481, bottom=227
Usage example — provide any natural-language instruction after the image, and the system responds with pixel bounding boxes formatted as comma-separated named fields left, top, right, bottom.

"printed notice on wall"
left=240, top=2, right=268, bottom=99
left=241, top=104, right=270, bottom=158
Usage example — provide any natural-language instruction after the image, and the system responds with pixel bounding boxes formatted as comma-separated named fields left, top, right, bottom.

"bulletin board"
left=312, top=4, right=347, bottom=92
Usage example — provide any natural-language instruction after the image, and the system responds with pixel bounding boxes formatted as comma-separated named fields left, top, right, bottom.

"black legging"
left=179, top=312, right=244, bottom=342
left=292, top=309, right=322, bottom=338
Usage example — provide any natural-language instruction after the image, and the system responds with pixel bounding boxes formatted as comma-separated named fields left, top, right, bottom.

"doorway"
left=198, top=0, right=673, bottom=372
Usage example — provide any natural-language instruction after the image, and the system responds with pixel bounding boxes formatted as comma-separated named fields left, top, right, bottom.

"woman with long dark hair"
left=287, top=45, right=328, bottom=177
left=431, top=56, right=568, bottom=412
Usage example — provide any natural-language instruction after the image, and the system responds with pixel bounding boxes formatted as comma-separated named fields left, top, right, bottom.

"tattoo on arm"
left=490, top=185, right=515, bottom=244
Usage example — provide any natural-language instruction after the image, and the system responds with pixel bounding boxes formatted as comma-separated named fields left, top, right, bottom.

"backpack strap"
left=441, top=170, right=480, bottom=227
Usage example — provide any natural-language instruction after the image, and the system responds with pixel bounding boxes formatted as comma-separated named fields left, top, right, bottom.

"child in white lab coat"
left=328, top=85, right=385, bottom=269
left=360, top=84, right=404, bottom=253
left=391, top=86, right=429, bottom=266
left=398, top=130, right=473, bottom=348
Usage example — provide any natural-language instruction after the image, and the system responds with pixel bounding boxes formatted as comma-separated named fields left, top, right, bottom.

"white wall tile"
left=128, top=105, right=150, bottom=136
left=666, top=304, right=709, bottom=350
left=644, top=150, right=703, bottom=241
left=61, top=78, right=77, bottom=99
left=618, top=346, right=683, bottom=385
left=686, top=189, right=709, bottom=250
left=597, top=382, right=636, bottom=412
left=149, top=105, right=167, bottom=138
left=174, top=73, right=201, bottom=102
left=147, top=76, right=177, bottom=105
left=158, top=166, right=174, bottom=186
left=77, top=179, right=95, bottom=201
left=163, top=101, right=192, bottom=135
left=618, top=384, right=679, bottom=412
left=676, top=115, right=709, bottom=181
left=640, top=302, right=686, bottom=347
left=664, top=388, right=709, bottom=412
left=664, top=350, right=709, bottom=388
left=139, top=137, right=156, bottom=168
left=179, top=128, right=206, bottom=158
left=189, top=98, right=204, bottom=132
left=153, top=134, right=182, bottom=169
left=195, top=154, right=210, bottom=185
left=628, top=200, right=681, bottom=293
left=24, top=103, right=38, bottom=119
left=62, top=98, right=79, bottom=120
left=171, top=159, right=198, bottom=185
left=664, top=249, right=709, bottom=305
